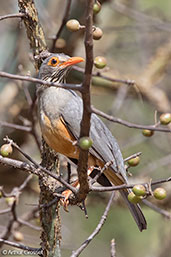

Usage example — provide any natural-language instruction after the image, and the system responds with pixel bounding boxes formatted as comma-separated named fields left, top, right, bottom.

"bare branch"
left=91, top=177, right=171, bottom=192
left=124, top=152, right=142, bottom=162
left=0, top=13, right=25, bottom=21
left=110, top=239, right=116, bottom=257
left=70, top=192, right=115, bottom=257
left=51, top=0, right=72, bottom=51
left=0, top=141, right=77, bottom=195
left=76, top=0, right=94, bottom=203
left=0, top=71, right=82, bottom=91
left=0, top=121, right=31, bottom=132
left=143, top=199, right=171, bottom=219
left=0, top=239, right=41, bottom=252
left=91, top=106, right=171, bottom=133
left=74, top=66, right=135, bottom=86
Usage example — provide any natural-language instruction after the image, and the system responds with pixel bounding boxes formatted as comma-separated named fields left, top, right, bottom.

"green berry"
left=93, top=27, right=103, bottom=40
left=13, top=231, right=24, bottom=242
left=66, top=19, right=80, bottom=32
left=93, top=2, right=101, bottom=14
left=128, top=192, right=142, bottom=204
left=132, top=185, right=146, bottom=197
left=159, top=113, right=171, bottom=125
left=0, top=144, right=13, bottom=157
left=153, top=187, right=167, bottom=200
left=0, top=191, right=2, bottom=198
left=128, top=156, right=140, bottom=167
left=94, top=56, right=107, bottom=69
left=142, top=129, right=154, bottom=137
left=79, top=137, right=93, bottom=150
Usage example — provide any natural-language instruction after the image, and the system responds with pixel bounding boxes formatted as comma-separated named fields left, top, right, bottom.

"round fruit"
left=66, top=19, right=80, bottom=32
left=93, top=27, right=103, bottom=40
left=13, top=231, right=24, bottom=242
left=128, top=192, right=142, bottom=204
left=94, top=56, right=107, bottom=69
left=0, top=144, right=13, bottom=157
left=142, top=129, right=154, bottom=137
left=55, top=38, right=66, bottom=49
left=132, top=185, right=146, bottom=197
left=159, top=113, right=171, bottom=125
left=128, top=156, right=140, bottom=167
left=93, top=2, right=101, bottom=14
left=153, top=187, right=167, bottom=200
left=79, top=137, right=93, bottom=150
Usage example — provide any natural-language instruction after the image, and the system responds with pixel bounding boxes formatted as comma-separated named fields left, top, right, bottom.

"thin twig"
left=0, top=13, right=25, bottom=21
left=18, top=218, right=40, bottom=231
left=91, top=106, right=171, bottom=133
left=70, top=192, right=115, bottom=257
left=90, top=161, right=113, bottom=185
left=124, top=152, right=142, bottom=162
left=110, top=239, right=116, bottom=257
left=51, top=0, right=72, bottom=51
left=0, top=121, right=31, bottom=132
left=143, top=199, right=171, bottom=219
left=91, top=177, right=171, bottom=192
left=0, top=71, right=82, bottom=91
left=0, top=239, right=41, bottom=252
left=1, top=139, right=77, bottom=195
left=74, top=66, right=135, bottom=86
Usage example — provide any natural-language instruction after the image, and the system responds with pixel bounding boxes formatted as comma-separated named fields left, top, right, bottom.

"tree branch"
left=70, top=192, right=115, bottom=257
left=51, top=0, right=72, bottom=51
left=0, top=13, right=25, bottom=21
left=76, top=0, right=94, bottom=203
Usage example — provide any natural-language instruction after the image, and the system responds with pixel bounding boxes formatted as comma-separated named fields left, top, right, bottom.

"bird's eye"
left=48, top=57, right=59, bottom=67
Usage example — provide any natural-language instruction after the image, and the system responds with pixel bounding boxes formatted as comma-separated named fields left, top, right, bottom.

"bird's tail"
left=104, top=169, right=147, bottom=231
left=120, top=190, right=147, bottom=231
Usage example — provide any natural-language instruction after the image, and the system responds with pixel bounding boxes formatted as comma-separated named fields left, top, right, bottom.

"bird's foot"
left=60, top=189, right=72, bottom=212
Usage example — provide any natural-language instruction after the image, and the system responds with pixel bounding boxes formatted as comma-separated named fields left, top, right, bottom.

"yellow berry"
left=94, top=56, right=107, bottom=69
left=66, top=19, right=80, bottom=32
left=0, top=144, right=13, bottom=157
left=159, top=113, right=171, bottom=125
left=128, top=156, right=140, bottom=167
left=13, top=231, right=24, bottom=242
left=79, top=137, right=93, bottom=150
left=153, top=187, right=167, bottom=200
left=93, top=27, right=103, bottom=40
left=142, top=129, right=154, bottom=137
left=132, top=185, right=146, bottom=197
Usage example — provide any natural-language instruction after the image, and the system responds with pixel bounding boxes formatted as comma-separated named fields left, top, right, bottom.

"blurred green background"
left=0, top=0, right=171, bottom=257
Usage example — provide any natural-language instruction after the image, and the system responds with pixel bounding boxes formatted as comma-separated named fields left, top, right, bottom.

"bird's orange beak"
left=60, top=57, right=84, bottom=67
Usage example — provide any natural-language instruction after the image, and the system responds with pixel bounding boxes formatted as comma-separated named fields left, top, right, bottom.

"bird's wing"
left=61, top=90, right=128, bottom=182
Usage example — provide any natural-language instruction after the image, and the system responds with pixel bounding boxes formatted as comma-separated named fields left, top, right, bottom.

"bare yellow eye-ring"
left=48, top=57, right=59, bottom=67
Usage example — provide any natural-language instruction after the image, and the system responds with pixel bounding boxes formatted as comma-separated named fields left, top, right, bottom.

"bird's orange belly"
left=40, top=112, right=79, bottom=159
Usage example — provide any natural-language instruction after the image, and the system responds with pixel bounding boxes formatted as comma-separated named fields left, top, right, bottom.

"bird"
left=37, top=53, right=147, bottom=231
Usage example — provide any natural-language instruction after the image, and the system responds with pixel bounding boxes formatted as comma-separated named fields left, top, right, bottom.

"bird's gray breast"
left=38, top=87, right=75, bottom=121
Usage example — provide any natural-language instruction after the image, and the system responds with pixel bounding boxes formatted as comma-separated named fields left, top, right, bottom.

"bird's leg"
left=60, top=180, right=79, bottom=211
left=61, top=166, right=95, bottom=211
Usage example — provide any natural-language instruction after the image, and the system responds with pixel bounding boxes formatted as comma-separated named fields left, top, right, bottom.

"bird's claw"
left=60, top=189, right=72, bottom=212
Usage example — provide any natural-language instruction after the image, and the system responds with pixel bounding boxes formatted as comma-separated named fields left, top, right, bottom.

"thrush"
left=37, top=53, right=147, bottom=231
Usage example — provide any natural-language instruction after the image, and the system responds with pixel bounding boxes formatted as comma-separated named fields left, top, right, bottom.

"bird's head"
left=38, top=53, right=84, bottom=83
